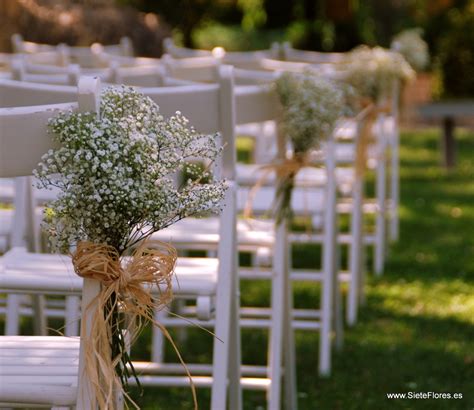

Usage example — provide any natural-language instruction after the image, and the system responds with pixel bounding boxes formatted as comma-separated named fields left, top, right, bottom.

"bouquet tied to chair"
left=268, top=71, right=345, bottom=223
left=34, top=87, right=226, bottom=408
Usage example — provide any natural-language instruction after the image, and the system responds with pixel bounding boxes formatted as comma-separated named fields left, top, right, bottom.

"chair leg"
left=319, top=262, right=333, bottom=376
left=175, top=299, right=188, bottom=345
left=374, top=120, right=387, bottom=276
left=267, top=222, right=287, bottom=409
left=31, top=295, right=47, bottom=335
left=211, top=281, right=235, bottom=409
left=347, top=178, right=363, bottom=326
left=211, top=184, right=240, bottom=410
left=359, top=241, right=367, bottom=307
left=320, top=134, right=338, bottom=376
left=389, top=128, right=400, bottom=242
left=152, top=309, right=167, bottom=363
left=283, top=240, right=297, bottom=410
left=228, top=266, right=242, bottom=410
left=5, top=294, right=21, bottom=335
left=347, top=242, right=360, bottom=326
left=334, top=246, right=344, bottom=351
left=64, top=296, right=80, bottom=337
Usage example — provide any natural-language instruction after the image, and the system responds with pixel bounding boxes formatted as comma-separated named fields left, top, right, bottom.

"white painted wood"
left=375, top=115, right=388, bottom=276
left=347, top=119, right=366, bottom=326
left=64, top=296, right=80, bottom=337
left=267, top=221, right=286, bottom=409
left=210, top=182, right=241, bottom=410
left=4, top=295, right=20, bottom=335
left=389, top=79, right=400, bottom=242
left=75, top=278, right=100, bottom=410
left=162, top=54, right=220, bottom=83
left=281, top=42, right=349, bottom=64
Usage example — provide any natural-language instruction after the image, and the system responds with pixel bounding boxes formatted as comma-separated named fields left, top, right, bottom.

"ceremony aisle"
left=133, top=128, right=474, bottom=409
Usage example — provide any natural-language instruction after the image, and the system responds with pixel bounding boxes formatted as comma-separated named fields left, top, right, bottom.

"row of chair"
left=0, top=37, right=401, bottom=409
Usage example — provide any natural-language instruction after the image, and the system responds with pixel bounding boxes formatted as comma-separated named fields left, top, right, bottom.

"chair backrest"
left=12, top=34, right=133, bottom=58
left=0, top=79, right=77, bottom=108
left=0, top=78, right=100, bottom=178
left=138, top=65, right=236, bottom=179
left=102, top=37, right=134, bottom=57
left=221, top=44, right=280, bottom=69
left=23, top=50, right=70, bottom=67
left=11, top=34, right=55, bottom=54
left=11, top=58, right=80, bottom=86
left=107, top=63, right=193, bottom=87
left=235, top=84, right=279, bottom=126
left=163, top=37, right=213, bottom=58
left=162, top=54, right=221, bottom=83
left=281, top=42, right=349, bottom=64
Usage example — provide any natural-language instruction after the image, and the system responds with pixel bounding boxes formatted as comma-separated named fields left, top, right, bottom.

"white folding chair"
left=0, top=77, right=119, bottom=409
left=1, top=70, right=243, bottom=409
left=107, top=63, right=195, bottom=87
left=12, top=34, right=134, bottom=63
left=162, top=37, right=280, bottom=69
left=0, top=79, right=80, bottom=336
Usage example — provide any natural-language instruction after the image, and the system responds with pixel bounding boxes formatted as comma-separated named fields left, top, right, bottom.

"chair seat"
left=153, top=217, right=274, bottom=250
left=237, top=163, right=356, bottom=188
left=0, top=336, right=79, bottom=406
left=0, top=248, right=218, bottom=296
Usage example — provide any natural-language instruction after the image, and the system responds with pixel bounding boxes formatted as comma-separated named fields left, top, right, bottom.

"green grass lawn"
left=6, top=128, right=472, bottom=409
left=128, top=128, right=474, bottom=409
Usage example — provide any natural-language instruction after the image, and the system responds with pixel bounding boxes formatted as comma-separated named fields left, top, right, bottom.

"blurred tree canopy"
left=118, top=0, right=464, bottom=52
left=123, top=0, right=474, bottom=98
left=4, top=0, right=474, bottom=98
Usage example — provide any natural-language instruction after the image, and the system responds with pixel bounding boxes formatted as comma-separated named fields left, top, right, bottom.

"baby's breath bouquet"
left=35, top=87, right=225, bottom=254
left=344, top=45, right=415, bottom=103
left=273, top=71, right=344, bottom=222
left=34, top=86, right=226, bottom=408
left=391, top=28, right=429, bottom=72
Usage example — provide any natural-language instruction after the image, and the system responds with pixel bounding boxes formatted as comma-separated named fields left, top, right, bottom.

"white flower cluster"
left=275, top=71, right=345, bottom=155
left=34, top=86, right=226, bottom=253
left=391, top=28, right=429, bottom=72
left=345, top=45, right=415, bottom=102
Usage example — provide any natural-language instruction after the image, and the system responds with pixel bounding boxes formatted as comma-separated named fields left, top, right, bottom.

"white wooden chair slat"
left=0, top=356, right=78, bottom=365
left=0, top=384, right=77, bottom=406
left=0, top=79, right=76, bottom=107
left=3, top=376, right=77, bottom=384
left=1, top=254, right=218, bottom=296
left=1, top=365, right=78, bottom=375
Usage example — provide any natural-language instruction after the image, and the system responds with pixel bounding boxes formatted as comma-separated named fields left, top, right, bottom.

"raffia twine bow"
left=244, top=153, right=312, bottom=224
left=72, top=240, right=197, bottom=409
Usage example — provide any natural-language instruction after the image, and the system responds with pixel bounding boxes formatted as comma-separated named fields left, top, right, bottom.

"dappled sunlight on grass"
left=369, top=278, right=474, bottom=324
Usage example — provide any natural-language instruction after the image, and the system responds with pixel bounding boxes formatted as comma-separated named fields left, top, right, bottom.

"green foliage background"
left=121, top=0, right=474, bottom=98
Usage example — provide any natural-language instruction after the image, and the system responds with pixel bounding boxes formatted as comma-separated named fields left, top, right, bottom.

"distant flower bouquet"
left=34, top=86, right=226, bottom=408
left=272, top=71, right=345, bottom=222
left=345, top=46, right=415, bottom=103
left=391, top=28, right=429, bottom=72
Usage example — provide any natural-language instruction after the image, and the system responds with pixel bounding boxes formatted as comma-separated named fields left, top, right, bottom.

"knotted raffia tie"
left=243, top=154, right=311, bottom=223
left=355, top=102, right=392, bottom=176
left=72, top=241, right=198, bottom=409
